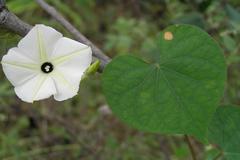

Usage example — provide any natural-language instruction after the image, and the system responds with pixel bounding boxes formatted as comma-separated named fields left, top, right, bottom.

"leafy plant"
left=1, top=0, right=240, bottom=160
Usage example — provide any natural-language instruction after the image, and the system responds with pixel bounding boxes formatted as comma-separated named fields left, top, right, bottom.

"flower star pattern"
left=1, top=24, right=92, bottom=103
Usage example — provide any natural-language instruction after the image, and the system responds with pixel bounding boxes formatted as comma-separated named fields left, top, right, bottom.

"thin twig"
left=184, top=135, right=197, bottom=160
left=35, top=0, right=110, bottom=72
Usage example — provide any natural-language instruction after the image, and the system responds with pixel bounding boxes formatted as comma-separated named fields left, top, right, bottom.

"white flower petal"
left=34, top=76, right=57, bottom=101
left=1, top=48, right=39, bottom=86
left=51, top=37, right=92, bottom=76
left=18, top=24, right=62, bottom=62
left=50, top=37, right=91, bottom=64
left=49, top=37, right=92, bottom=101
left=14, top=75, right=56, bottom=103
left=51, top=70, right=79, bottom=101
left=54, top=47, right=92, bottom=75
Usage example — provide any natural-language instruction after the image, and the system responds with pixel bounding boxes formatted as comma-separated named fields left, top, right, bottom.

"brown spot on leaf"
left=164, top=31, right=173, bottom=41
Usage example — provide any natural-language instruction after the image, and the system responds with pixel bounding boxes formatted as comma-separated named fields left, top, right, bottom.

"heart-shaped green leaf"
left=208, top=105, right=240, bottom=160
left=102, top=25, right=226, bottom=141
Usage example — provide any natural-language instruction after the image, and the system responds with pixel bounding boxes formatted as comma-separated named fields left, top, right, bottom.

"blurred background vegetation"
left=0, top=0, right=239, bottom=159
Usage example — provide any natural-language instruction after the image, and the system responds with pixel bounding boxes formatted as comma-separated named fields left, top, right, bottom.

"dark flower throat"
left=41, top=62, right=54, bottom=73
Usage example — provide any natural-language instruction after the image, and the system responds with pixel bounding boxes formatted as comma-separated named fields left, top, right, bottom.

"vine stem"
left=184, top=135, right=197, bottom=160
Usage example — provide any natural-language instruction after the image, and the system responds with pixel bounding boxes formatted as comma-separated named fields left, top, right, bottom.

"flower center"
left=41, top=62, right=54, bottom=73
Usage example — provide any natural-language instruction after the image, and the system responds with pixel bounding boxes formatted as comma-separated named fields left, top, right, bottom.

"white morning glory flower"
left=1, top=24, right=92, bottom=103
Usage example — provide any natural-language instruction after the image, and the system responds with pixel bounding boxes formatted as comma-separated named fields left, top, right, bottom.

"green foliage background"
left=0, top=0, right=239, bottom=159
